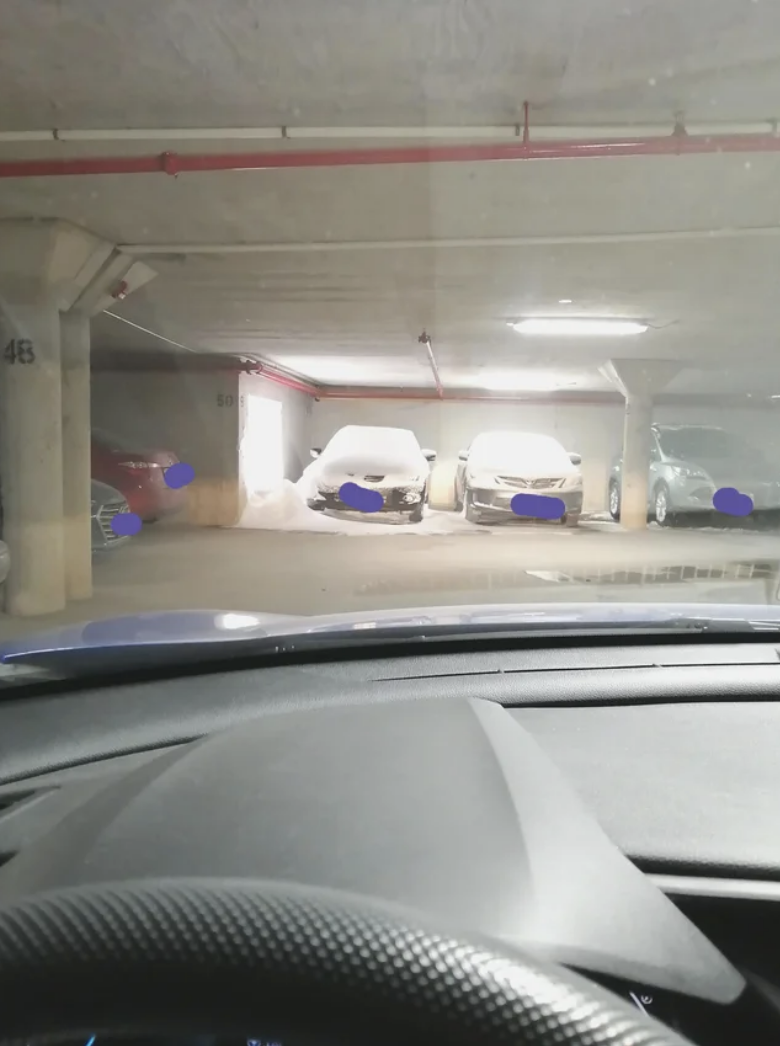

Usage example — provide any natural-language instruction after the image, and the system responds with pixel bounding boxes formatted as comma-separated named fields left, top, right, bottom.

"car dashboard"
left=4, top=637, right=780, bottom=1044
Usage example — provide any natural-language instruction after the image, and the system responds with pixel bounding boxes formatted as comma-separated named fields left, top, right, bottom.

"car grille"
left=497, top=476, right=563, bottom=489
left=97, top=500, right=129, bottom=543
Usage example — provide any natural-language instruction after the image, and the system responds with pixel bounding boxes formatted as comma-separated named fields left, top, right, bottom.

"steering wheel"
left=0, top=879, right=692, bottom=1046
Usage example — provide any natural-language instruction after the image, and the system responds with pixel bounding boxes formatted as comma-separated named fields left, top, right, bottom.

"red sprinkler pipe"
left=242, top=360, right=319, bottom=396
left=4, top=131, right=780, bottom=179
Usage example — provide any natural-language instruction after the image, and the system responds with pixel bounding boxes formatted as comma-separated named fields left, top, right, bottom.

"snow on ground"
left=235, top=481, right=484, bottom=536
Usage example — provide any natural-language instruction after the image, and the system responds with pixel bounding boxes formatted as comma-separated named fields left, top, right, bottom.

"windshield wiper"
left=4, top=613, right=780, bottom=686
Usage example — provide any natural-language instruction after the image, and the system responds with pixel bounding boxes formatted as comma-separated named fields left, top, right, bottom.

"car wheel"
left=608, top=481, right=621, bottom=521
left=653, top=482, right=675, bottom=527
left=409, top=491, right=425, bottom=524
left=464, top=489, right=482, bottom=524
left=563, top=513, right=581, bottom=528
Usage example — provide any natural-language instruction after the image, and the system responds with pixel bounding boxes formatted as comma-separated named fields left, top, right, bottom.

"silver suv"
left=608, top=424, right=780, bottom=526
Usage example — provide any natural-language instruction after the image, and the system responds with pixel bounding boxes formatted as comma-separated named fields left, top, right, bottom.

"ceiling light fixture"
left=509, top=318, right=648, bottom=336
left=558, top=298, right=573, bottom=304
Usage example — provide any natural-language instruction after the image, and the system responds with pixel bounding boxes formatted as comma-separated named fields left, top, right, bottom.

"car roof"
left=652, top=424, right=725, bottom=433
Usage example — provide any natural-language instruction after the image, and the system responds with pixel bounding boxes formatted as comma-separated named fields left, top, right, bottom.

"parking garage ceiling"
left=3, top=0, right=780, bottom=399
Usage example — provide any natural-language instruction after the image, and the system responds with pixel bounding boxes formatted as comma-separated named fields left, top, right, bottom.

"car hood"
left=672, top=456, right=773, bottom=483
left=4, top=601, right=780, bottom=659
left=91, top=479, right=125, bottom=501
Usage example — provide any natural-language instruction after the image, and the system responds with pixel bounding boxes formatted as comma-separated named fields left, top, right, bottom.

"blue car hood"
left=3, top=602, right=780, bottom=660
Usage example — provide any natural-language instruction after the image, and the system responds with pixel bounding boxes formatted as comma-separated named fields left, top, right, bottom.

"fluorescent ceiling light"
left=558, top=298, right=573, bottom=304
left=510, top=318, right=647, bottom=336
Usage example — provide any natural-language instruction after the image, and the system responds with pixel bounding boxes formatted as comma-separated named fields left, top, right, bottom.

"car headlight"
left=466, top=472, right=498, bottom=488
left=562, top=473, right=583, bottom=490
left=671, top=465, right=709, bottom=481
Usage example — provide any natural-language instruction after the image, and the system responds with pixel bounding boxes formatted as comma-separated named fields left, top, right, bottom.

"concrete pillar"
left=601, top=359, right=680, bottom=531
left=0, top=296, right=66, bottom=615
left=619, top=393, right=654, bottom=529
left=61, top=311, right=92, bottom=600
left=0, top=220, right=118, bottom=615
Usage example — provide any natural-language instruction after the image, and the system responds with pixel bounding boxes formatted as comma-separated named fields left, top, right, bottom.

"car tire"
left=653, top=482, right=676, bottom=527
left=409, top=490, right=426, bottom=524
left=453, top=482, right=463, bottom=513
left=464, top=489, right=482, bottom=524
left=563, top=513, right=581, bottom=528
left=608, top=481, right=621, bottom=521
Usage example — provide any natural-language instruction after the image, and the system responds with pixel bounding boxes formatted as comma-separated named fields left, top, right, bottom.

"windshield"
left=469, top=433, right=571, bottom=470
left=657, top=429, right=755, bottom=462
left=3, top=3, right=780, bottom=666
left=324, top=426, right=420, bottom=460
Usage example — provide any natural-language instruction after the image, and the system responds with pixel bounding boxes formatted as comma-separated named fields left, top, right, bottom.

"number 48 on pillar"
left=3, top=339, right=36, bottom=364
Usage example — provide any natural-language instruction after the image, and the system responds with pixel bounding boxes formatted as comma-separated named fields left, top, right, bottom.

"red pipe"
left=320, top=387, right=624, bottom=406
left=4, top=131, right=780, bottom=179
left=251, top=366, right=319, bottom=397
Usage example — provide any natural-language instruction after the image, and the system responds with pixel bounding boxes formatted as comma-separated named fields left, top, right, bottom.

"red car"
left=91, top=428, right=187, bottom=523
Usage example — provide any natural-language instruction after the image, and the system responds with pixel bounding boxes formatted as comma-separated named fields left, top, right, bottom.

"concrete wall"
left=92, top=366, right=312, bottom=527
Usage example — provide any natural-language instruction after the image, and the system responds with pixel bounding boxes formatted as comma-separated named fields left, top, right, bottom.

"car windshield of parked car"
left=658, top=430, right=756, bottom=462
left=469, top=433, right=571, bottom=471
left=324, top=427, right=420, bottom=462
left=4, top=2, right=780, bottom=670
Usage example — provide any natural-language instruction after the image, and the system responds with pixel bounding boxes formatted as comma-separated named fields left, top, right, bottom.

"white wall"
left=311, top=399, right=624, bottom=512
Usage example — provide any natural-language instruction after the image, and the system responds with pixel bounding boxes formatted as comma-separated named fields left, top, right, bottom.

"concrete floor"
left=2, top=516, right=780, bottom=642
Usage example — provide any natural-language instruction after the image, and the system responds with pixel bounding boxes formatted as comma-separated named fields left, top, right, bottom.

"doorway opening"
left=241, top=395, right=284, bottom=497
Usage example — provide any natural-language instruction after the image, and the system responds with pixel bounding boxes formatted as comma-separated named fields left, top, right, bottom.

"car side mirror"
left=310, top=447, right=322, bottom=459
left=458, top=450, right=469, bottom=462
left=568, top=452, right=582, bottom=466
left=422, top=448, right=437, bottom=463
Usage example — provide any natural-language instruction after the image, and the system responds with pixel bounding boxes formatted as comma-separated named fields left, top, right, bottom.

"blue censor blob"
left=164, top=462, right=195, bottom=489
left=339, top=482, right=384, bottom=513
left=111, top=512, right=143, bottom=537
left=510, top=492, right=566, bottom=521
left=713, top=487, right=753, bottom=517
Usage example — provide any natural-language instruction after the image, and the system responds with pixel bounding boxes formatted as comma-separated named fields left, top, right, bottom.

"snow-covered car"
left=304, top=426, right=436, bottom=523
left=454, top=431, right=583, bottom=526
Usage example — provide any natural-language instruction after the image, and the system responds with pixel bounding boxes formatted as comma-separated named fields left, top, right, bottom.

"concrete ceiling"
left=4, top=0, right=780, bottom=127
left=3, top=0, right=780, bottom=398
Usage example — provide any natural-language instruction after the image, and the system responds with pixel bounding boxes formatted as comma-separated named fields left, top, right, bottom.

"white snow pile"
left=235, top=480, right=479, bottom=536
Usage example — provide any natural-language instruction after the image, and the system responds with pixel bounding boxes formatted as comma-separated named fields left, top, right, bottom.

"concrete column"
left=0, top=297, right=66, bottom=615
left=601, top=359, right=680, bottom=531
left=0, top=220, right=157, bottom=615
left=619, top=393, right=654, bottom=529
left=61, top=311, right=92, bottom=600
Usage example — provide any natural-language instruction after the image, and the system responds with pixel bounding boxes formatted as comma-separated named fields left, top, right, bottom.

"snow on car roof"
left=319, top=425, right=425, bottom=471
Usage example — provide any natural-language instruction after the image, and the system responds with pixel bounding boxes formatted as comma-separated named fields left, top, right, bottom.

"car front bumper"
left=670, top=480, right=780, bottom=513
left=307, top=484, right=425, bottom=515
left=91, top=507, right=131, bottom=551
left=470, top=488, right=583, bottom=518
